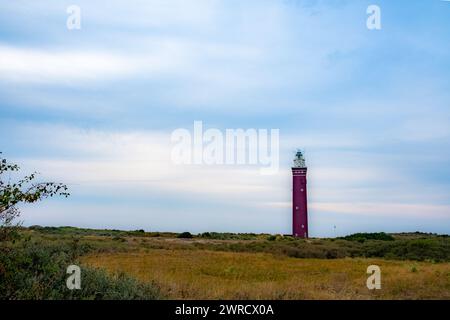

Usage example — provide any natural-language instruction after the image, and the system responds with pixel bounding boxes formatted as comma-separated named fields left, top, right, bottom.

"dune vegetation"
left=1, top=226, right=449, bottom=299
left=82, top=250, right=450, bottom=299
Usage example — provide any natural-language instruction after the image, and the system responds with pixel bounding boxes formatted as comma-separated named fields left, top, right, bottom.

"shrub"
left=0, top=239, right=162, bottom=300
left=68, top=268, right=161, bottom=300
left=339, top=232, right=395, bottom=242
left=177, top=232, right=193, bottom=239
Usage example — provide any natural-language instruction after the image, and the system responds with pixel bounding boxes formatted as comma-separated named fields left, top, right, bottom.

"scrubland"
left=83, top=250, right=450, bottom=299
left=1, top=226, right=449, bottom=299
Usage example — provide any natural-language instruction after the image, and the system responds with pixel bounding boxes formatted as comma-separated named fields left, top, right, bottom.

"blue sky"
left=1, top=0, right=450, bottom=236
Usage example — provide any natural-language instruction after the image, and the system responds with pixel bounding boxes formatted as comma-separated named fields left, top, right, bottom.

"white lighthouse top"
left=293, top=150, right=306, bottom=168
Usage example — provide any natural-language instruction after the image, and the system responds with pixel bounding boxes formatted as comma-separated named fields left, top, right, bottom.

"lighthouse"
left=292, top=150, right=308, bottom=238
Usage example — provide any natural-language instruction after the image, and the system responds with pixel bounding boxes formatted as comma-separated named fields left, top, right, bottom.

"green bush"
left=177, top=232, right=193, bottom=239
left=69, top=268, right=161, bottom=300
left=0, top=239, right=162, bottom=300
left=339, top=232, right=394, bottom=242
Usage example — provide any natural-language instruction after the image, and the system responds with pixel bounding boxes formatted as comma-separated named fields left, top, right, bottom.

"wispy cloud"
left=0, top=45, right=135, bottom=83
left=0, top=43, right=189, bottom=84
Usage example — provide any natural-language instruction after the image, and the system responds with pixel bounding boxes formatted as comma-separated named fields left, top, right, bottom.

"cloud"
left=0, top=45, right=131, bottom=83
left=8, top=124, right=280, bottom=200
left=263, top=201, right=450, bottom=219
left=6, top=123, right=448, bottom=207
left=0, top=0, right=366, bottom=105
left=0, top=38, right=267, bottom=89
left=0, top=43, right=189, bottom=84
left=310, top=202, right=450, bottom=219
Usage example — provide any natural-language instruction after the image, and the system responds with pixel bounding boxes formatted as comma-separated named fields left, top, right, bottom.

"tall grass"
left=82, top=249, right=450, bottom=300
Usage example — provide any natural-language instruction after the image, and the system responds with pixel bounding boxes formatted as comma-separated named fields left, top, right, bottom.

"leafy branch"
left=0, top=152, right=69, bottom=241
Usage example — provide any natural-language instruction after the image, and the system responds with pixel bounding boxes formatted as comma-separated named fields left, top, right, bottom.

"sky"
left=1, top=0, right=450, bottom=237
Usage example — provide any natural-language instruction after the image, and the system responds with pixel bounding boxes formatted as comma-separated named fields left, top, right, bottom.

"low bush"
left=0, top=239, right=162, bottom=300
left=339, top=232, right=394, bottom=242
left=177, top=232, right=193, bottom=239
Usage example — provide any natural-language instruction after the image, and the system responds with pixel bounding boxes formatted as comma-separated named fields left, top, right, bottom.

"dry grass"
left=81, top=249, right=450, bottom=299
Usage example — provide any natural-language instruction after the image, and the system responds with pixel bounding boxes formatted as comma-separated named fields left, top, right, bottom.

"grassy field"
left=2, top=226, right=450, bottom=299
left=82, top=249, right=450, bottom=299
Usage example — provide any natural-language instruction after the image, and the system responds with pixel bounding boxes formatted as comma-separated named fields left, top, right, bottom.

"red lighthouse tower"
left=292, top=150, right=308, bottom=238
